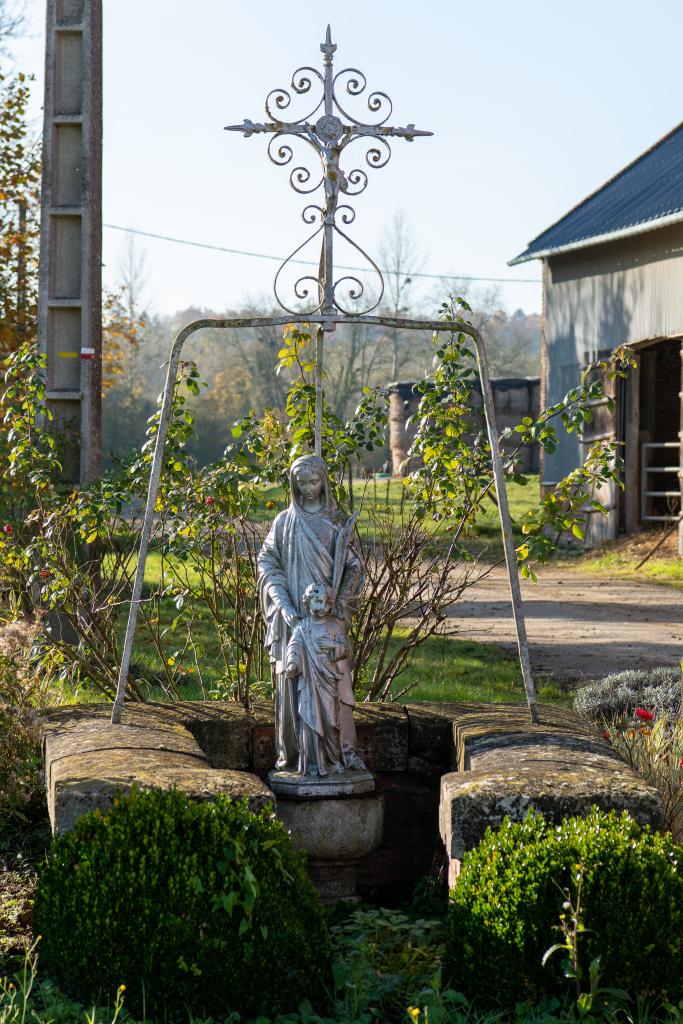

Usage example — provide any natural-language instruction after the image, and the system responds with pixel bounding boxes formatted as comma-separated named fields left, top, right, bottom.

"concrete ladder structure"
left=38, top=0, right=102, bottom=484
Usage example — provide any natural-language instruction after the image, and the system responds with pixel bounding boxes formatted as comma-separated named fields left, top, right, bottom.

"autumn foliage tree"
left=0, top=69, right=40, bottom=356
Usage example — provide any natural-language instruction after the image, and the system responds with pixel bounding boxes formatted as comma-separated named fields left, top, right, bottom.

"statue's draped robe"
left=287, top=617, right=349, bottom=775
left=257, top=494, right=364, bottom=771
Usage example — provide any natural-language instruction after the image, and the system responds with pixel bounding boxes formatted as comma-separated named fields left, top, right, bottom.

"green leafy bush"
left=34, top=788, right=330, bottom=1020
left=446, top=808, right=683, bottom=1007
left=328, top=908, right=445, bottom=1023
left=0, top=619, right=47, bottom=820
left=573, top=666, right=681, bottom=721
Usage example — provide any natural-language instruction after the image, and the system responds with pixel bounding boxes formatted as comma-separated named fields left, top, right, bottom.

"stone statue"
left=287, top=582, right=356, bottom=776
left=257, top=455, right=367, bottom=780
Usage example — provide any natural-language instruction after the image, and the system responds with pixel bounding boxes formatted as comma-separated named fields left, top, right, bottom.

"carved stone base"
left=306, top=860, right=361, bottom=903
left=268, top=768, right=375, bottom=799
left=275, top=792, right=384, bottom=902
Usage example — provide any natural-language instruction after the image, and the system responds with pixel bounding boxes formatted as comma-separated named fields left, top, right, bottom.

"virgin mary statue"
left=257, top=455, right=365, bottom=774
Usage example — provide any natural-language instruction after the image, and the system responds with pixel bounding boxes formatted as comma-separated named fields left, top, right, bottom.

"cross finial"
left=320, top=25, right=336, bottom=61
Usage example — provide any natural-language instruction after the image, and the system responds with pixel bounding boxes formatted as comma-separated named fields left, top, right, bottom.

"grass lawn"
left=256, top=474, right=540, bottom=551
left=125, top=623, right=566, bottom=707
left=385, top=632, right=566, bottom=705
left=117, top=562, right=567, bottom=708
left=558, top=527, right=683, bottom=590
left=63, top=473, right=556, bottom=707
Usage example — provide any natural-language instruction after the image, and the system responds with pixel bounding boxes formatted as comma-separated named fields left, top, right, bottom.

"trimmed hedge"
left=34, top=788, right=330, bottom=1019
left=446, top=808, right=683, bottom=1007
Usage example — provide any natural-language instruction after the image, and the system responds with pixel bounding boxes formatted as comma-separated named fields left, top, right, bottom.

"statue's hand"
left=286, top=660, right=298, bottom=678
left=281, top=606, right=300, bottom=629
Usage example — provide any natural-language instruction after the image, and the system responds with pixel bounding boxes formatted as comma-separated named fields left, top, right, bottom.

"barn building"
left=510, top=122, right=683, bottom=554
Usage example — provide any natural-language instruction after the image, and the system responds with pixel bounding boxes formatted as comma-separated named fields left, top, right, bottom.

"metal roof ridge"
left=509, top=208, right=683, bottom=265
left=509, top=119, right=683, bottom=265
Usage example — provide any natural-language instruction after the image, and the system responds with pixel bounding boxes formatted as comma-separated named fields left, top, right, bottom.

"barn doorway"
left=637, top=338, right=682, bottom=526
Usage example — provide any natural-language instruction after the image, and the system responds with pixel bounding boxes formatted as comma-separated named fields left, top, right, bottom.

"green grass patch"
left=68, top=474, right=549, bottom=706
left=125, top=608, right=566, bottom=707
left=572, top=551, right=683, bottom=589
left=384, top=633, right=566, bottom=705
left=557, top=527, right=683, bottom=591
left=257, top=475, right=540, bottom=548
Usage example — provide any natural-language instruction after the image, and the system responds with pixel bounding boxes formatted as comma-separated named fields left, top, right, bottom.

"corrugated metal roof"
left=510, top=121, right=683, bottom=264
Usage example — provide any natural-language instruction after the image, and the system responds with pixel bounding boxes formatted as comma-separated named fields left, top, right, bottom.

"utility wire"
left=103, top=222, right=541, bottom=286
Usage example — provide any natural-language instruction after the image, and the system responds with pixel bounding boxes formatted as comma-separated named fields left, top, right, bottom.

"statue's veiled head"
left=289, top=455, right=333, bottom=512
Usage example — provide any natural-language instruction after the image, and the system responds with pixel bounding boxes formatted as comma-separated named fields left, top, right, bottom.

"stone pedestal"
left=270, top=771, right=384, bottom=902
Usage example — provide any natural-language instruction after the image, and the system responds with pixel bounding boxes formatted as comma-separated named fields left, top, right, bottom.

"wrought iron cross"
left=225, top=26, right=431, bottom=454
left=225, top=26, right=431, bottom=324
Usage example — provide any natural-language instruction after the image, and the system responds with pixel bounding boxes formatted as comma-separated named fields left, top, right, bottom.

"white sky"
left=11, top=0, right=683, bottom=317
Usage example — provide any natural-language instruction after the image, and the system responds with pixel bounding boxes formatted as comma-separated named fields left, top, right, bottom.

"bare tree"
left=433, top=278, right=540, bottom=378
left=378, top=210, right=424, bottom=379
left=117, top=232, right=150, bottom=325
left=0, top=1, right=25, bottom=56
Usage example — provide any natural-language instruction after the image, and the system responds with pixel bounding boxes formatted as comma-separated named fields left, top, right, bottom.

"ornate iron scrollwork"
left=225, top=26, right=431, bottom=318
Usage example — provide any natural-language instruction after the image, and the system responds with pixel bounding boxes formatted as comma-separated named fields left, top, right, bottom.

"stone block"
left=440, top=752, right=663, bottom=864
left=41, top=701, right=184, bottom=735
left=44, top=721, right=206, bottom=771
left=174, top=701, right=252, bottom=770
left=404, top=702, right=462, bottom=773
left=438, top=702, right=664, bottom=887
left=51, top=749, right=273, bottom=834
left=449, top=701, right=598, bottom=770
left=43, top=713, right=273, bottom=834
left=354, top=704, right=409, bottom=771
left=42, top=700, right=253, bottom=770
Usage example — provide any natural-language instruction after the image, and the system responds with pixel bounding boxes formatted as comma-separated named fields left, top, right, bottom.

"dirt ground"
left=453, top=567, right=683, bottom=685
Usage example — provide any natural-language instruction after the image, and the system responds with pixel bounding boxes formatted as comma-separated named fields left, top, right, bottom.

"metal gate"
left=641, top=442, right=681, bottom=523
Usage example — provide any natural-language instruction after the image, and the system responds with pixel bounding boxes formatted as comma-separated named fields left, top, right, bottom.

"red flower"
left=3, top=523, right=12, bottom=536
left=205, top=496, right=215, bottom=506
left=39, top=569, right=50, bottom=579
left=602, top=731, right=611, bottom=742
left=679, top=758, right=683, bottom=768
left=635, top=707, right=654, bottom=721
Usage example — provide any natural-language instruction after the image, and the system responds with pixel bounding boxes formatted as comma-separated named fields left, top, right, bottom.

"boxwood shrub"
left=34, top=788, right=330, bottom=1019
left=446, top=808, right=683, bottom=1007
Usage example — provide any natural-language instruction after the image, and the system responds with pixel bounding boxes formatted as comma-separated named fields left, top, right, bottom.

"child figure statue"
left=286, top=583, right=367, bottom=778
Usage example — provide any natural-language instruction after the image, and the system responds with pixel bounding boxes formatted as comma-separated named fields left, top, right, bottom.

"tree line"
left=102, top=225, right=541, bottom=469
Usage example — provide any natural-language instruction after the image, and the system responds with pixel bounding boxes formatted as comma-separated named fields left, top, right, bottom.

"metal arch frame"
left=111, top=27, right=539, bottom=725
left=111, top=313, right=539, bottom=725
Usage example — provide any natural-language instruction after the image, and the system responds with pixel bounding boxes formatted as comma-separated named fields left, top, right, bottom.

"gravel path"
left=452, top=568, right=683, bottom=684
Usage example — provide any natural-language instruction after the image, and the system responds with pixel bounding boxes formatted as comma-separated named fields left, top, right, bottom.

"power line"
left=103, top=222, right=541, bottom=286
